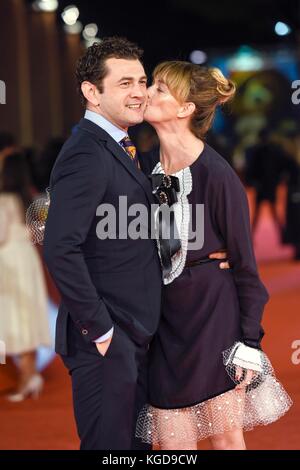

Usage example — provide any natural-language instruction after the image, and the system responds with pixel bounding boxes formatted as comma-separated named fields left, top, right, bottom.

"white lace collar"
left=152, top=162, right=193, bottom=285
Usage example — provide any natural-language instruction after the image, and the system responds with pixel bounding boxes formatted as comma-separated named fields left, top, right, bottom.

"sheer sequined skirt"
left=136, top=373, right=292, bottom=446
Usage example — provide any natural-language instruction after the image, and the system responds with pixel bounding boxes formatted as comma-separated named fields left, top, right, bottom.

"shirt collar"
left=84, top=110, right=127, bottom=144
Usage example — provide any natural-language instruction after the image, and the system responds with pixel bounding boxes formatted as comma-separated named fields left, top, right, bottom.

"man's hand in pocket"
left=96, top=336, right=113, bottom=357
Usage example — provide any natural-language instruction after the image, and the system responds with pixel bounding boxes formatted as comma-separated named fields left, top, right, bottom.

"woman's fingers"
left=244, top=369, right=255, bottom=385
left=235, top=368, right=255, bottom=390
left=209, top=251, right=227, bottom=259
left=220, top=261, right=230, bottom=269
left=208, top=251, right=230, bottom=269
left=235, top=366, right=243, bottom=381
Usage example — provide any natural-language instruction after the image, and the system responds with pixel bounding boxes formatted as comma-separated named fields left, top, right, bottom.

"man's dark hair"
left=76, top=36, right=144, bottom=106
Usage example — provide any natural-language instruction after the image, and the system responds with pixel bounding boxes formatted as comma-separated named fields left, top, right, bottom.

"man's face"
left=97, top=58, right=147, bottom=130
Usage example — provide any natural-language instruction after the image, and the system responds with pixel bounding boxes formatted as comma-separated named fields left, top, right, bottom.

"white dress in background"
left=0, top=193, right=51, bottom=355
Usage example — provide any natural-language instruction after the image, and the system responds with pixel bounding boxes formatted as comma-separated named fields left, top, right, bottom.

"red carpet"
left=0, top=188, right=299, bottom=450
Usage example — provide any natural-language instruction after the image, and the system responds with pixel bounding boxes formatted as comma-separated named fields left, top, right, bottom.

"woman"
left=136, top=62, right=292, bottom=450
left=0, top=153, right=51, bottom=401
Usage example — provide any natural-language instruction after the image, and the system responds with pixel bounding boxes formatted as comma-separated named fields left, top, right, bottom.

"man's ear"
left=81, top=81, right=100, bottom=107
left=177, top=102, right=195, bottom=118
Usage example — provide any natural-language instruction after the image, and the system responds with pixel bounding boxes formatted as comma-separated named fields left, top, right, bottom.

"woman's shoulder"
left=201, top=143, right=243, bottom=188
left=202, top=143, right=233, bottom=174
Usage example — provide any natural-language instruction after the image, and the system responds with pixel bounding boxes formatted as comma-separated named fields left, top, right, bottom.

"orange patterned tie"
left=120, top=136, right=139, bottom=168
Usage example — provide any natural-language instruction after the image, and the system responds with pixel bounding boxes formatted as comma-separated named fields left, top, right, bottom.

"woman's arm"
left=215, top=168, right=269, bottom=349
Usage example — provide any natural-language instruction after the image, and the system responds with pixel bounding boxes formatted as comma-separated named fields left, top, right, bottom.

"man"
left=44, top=37, right=228, bottom=450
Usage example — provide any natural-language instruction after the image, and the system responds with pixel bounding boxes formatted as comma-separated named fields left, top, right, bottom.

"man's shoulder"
left=63, top=124, right=106, bottom=154
left=49, top=128, right=107, bottom=185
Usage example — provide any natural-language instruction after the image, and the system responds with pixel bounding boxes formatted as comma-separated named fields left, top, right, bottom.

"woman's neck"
left=155, top=125, right=204, bottom=175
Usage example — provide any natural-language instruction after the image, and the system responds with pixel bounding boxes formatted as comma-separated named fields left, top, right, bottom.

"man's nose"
left=131, top=83, right=146, bottom=98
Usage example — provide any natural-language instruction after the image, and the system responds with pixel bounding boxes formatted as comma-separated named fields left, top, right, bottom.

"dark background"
left=54, top=0, right=300, bottom=69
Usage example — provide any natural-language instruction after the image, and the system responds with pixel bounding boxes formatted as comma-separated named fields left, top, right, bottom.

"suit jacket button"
left=82, top=329, right=88, bottom=335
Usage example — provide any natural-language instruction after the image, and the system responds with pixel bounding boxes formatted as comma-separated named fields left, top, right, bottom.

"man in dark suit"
left=44, top=37, right=163, bottom=450
left=44, top=37, right=229, bottom=450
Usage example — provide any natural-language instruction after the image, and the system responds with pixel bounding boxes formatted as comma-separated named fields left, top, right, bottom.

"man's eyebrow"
left=117, top=75, right=147, bottom=83
left=118, top=77, right=133, bottom=82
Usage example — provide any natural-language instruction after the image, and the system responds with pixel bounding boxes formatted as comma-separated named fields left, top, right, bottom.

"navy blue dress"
left=146, top=143, right=269, bottom=409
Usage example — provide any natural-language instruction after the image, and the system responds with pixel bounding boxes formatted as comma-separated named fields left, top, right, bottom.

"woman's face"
left=144, top=79, right=181, bottom=124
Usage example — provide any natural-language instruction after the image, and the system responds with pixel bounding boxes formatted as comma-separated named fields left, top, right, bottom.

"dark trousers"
left=61, top=321, right=150, bottom=450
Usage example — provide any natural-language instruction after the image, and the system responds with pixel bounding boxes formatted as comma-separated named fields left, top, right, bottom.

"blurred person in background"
left=36, top=138, right=65, bottom=193
left=282, top=131, right=300, bottom=260
left=0, top=153, right=51, bottom=401
left=21, top=139, right=64, bottom=197
left=23, top=146, right=41, bottom=195
left=245, top=128, right=287, bottom=234
left=0, top=132, right=16, bottom=177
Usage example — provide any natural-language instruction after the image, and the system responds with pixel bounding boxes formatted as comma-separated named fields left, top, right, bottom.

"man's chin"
left=128, top=115, right=144, bottom=125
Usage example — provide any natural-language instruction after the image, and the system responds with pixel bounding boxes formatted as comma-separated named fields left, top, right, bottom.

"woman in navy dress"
left=136, top=62, right=292, bottom=450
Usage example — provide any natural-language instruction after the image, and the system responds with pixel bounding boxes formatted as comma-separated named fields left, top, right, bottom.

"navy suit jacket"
left=44, top=119, right=162, bottom=355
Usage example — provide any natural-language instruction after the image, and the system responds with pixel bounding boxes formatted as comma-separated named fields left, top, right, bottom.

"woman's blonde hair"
left=153, top=61, right=236, bottom=139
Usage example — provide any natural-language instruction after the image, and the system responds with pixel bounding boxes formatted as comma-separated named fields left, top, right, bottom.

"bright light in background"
left=189, top=50, right=207, bottom=64
left=64, top=21, right=83, bottom=35
left=227, top=45, right=263, bottom=71
left=84, top=37, right=102, bottom=49
left=83, top=23, right=99, bottom=40
left=61, top=5, right=80, bottom=26
left=32, top=0, right=59, bottom=12
left=274, top=21, right=291, bottom=36
left=82, top=24, right=101, bottom=48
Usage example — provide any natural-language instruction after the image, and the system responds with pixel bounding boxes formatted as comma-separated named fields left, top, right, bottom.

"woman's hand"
left=209, top=249, right=230, bottom=269
left=235, top=366, right=256, bottom=389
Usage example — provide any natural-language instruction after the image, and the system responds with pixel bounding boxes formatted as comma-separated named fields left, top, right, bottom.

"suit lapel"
left=78, top=118, right=155, bottom=207
left=104, top=138, right=154, bottom=206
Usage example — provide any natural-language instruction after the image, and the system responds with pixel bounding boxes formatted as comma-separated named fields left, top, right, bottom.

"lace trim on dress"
left=152, top=162, right=193, bottom=285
